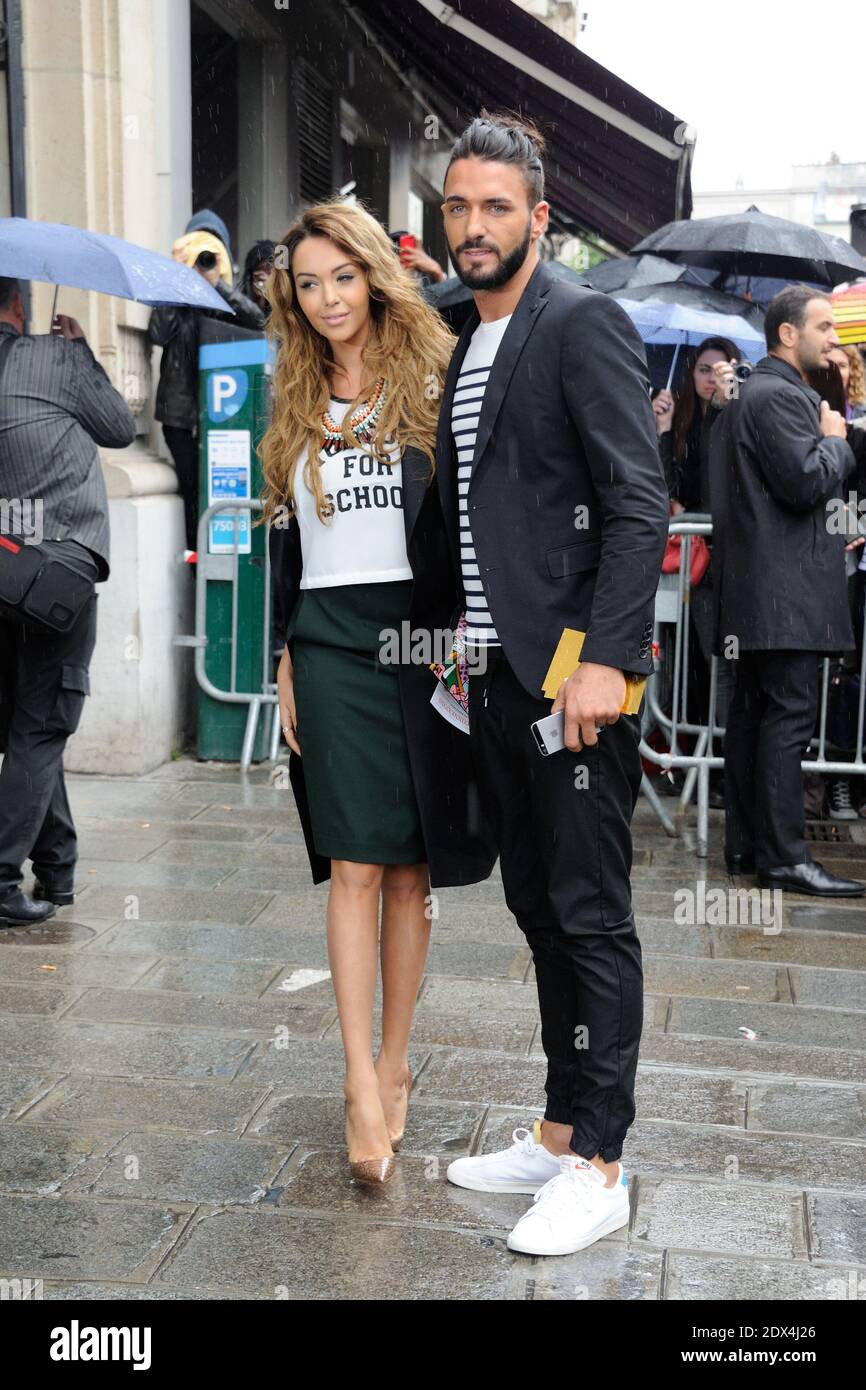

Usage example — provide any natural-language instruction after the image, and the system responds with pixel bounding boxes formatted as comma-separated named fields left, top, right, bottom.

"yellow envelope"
left=541, top=628, right=648, bottom=714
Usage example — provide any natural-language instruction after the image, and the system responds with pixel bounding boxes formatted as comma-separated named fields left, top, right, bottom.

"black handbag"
left=0, top=332, right=96, bottom=634
left=0, top=534, right=95, bottom=633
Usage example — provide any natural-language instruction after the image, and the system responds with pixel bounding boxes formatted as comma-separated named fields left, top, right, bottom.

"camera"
left=732, top=362, right=753, bottom=382
left=195, top=249, right=217, bottom=270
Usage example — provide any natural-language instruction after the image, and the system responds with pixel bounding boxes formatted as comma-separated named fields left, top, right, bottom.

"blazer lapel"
left=470, top=259, right=553, bottom=483
left=401, top=445, right=431, bottom=543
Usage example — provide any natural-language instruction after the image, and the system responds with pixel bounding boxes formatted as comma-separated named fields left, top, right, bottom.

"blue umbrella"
left=0, top=217, right=232, bottom=313
left=614, top=292, right=765, bottom=389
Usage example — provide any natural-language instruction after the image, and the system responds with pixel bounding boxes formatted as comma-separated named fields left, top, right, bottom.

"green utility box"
left=196, top=318, right=275, bottom=762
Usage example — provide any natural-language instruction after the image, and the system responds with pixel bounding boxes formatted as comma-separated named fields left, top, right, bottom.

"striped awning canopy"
left=831, top=281, right=866, bottom=345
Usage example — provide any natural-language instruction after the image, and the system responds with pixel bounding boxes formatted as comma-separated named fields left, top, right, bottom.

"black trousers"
left=0, top=595, right=98, bottom=895
left=162, top=424, right=199, bottom=553
left=468, top=647, right=644, bottom=1163
left=724, top=649, right=819, bottom=871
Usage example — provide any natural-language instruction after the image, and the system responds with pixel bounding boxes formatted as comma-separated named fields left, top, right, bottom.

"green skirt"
left=288, top=580, right=426, bottom=865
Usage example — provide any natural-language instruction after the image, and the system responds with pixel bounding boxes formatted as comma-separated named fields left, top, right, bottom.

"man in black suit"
left=710, top=285, right=864, bottom=897
left=437, top=114, right=669, bottom=1257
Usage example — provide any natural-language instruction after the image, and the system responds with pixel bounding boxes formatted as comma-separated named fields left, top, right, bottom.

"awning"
left=349, top=0, right=694, bottom=249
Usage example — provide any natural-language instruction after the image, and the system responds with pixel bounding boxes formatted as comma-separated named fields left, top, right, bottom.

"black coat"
left=435, top=259, right=670, bottom=695
left=709, top=354, right=857, bottom=654
left=268, top=446, right=497, bottom=888
left=148, top=282, right=265, bottom=432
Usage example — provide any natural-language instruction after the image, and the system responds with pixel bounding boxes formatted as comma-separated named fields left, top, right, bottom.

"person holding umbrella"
left=0, top=275, right=136, bottom=926
left=148, top=210, right=265, bottom=553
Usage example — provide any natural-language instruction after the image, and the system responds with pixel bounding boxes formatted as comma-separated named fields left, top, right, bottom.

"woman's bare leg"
left=327, top=858, right=391, bottom=1161
left=375, top=862, right=431, bottom=1138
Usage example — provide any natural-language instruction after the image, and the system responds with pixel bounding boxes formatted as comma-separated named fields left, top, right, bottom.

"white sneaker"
left=446, top=1120, right=562, bottom=1194
left=506, top=1153, right=631, bottom=1255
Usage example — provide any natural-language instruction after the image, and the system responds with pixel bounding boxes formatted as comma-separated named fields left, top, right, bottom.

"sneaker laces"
left=510, top=1126, right=542, bottom=1155
left=831, top=779, right=853, bottom=810
left=529, top=1157, right=603, bottom=1219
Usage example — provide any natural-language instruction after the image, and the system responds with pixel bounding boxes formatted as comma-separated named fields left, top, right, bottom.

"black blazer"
left=709, top=354, right=857, bottom=653
left=435, top=259, right=670, bottom=697
left=268, top=445, right=497, bottom=888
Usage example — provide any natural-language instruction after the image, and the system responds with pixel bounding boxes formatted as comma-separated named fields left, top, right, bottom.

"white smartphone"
left=531, top=710, right=565, bottom=756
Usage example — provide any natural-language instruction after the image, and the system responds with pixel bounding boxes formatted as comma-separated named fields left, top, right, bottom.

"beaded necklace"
left=321, top=377, right=387, bottom=456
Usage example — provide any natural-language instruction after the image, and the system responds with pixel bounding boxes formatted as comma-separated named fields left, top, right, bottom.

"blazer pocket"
left=546, top=539, right=602, bottom=579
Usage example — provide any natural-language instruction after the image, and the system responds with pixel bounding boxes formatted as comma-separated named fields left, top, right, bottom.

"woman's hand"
left=277, top=645, right=300, bottom=755
left=653, top=388, right=674, bottom=435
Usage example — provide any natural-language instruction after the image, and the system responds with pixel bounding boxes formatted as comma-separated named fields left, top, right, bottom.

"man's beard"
left=453, top=221, right=532, bottom=291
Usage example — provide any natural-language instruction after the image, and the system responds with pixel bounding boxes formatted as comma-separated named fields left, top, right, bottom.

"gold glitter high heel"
left=344, top=1098, right=395, bottom=1184
left=388, top=1066, right=413, bottom=1153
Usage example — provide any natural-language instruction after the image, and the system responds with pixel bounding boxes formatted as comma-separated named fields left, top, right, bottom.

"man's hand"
left=551, top=661, right=626, bottom=752
left=400, top=244, right=446, bottom=281
left=51, top=314, right=85, bottom=341
left=820, top=399, right=847, bottom=439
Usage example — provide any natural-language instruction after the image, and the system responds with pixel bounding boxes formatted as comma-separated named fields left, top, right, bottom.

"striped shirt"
left=451, top=313, right=512, bottom=645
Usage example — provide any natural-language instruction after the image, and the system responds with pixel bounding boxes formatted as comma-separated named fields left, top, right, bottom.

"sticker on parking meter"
left=208, top=430, right=251, bottom=554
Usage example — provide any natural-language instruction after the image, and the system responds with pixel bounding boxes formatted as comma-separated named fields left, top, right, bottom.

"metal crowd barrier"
left=640, top=515, right=866, bottom=857
left=177, top=499, right=280, bottom=771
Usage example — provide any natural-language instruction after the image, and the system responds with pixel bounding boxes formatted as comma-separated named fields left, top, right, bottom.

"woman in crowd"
left=241, top=239, right=276, bottom=321
left=652, top=337, right=741, bottom=804
left=262, top=201, right=494, bottom=1186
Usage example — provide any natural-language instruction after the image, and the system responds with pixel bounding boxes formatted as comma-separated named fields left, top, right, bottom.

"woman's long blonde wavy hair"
left=844, top=345, right=866, bottom=407
left=260, top=200, right=455, bottom=524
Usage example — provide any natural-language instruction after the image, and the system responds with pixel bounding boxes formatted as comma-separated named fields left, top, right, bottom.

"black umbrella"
left=581, top=253, right=688, bottom=293
left=631, top=205, right=866, bottom=288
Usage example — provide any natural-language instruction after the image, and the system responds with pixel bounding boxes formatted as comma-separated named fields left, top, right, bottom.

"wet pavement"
left=0, top=758, right=864, bottom=1301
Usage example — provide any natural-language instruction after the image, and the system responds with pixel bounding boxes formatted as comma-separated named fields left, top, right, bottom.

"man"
left=0, top=276, right=136, bottom=925
left=710, top=285, right=863, bottom=896
left=435, top=113, right=669, bottom=1256
left=148, top=209, right=264, bottom=553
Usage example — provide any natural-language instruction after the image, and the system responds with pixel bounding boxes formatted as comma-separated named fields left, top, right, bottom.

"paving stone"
left=665, top=1253, right=864, bottom=1300
left=87, top=922, right=314, bottom=963
left=146, top=840, right=309, bottom=868
left=0, top=1067, right=58, bottom=1122
left=0, top=1123, right=122, bottom=1195
left=0, top=1018, right=254, bottom=1080
left=746, top=1082, right=866, bottom=1140
left=62, top=1131, right=292, bottom=1204
left=0, top=1193, right=193, bottom=1281
left=619, top=1121, right=866, bottom=1191
left=70, top=886, right=275, bottom=924
left=789, top=966, right=866, bottom=1012
left=72, top=860, right=230, bottom=890
left=711, top=926, right=866, bottom=971
left=520, top=1246, right=662, bottom=1301
left=644, top=956, right=787, bottom=1002
left=808, top=1193, right=866, bottom=1266
left=668, top=997, right=866, bottom=1049
left=381, top=1011, right=535, bottom=1054
left=237, top=1038, right=429, bottom=1091
left=787, top=905, right=866, bottom=936
left=61, top=987, right=331, bottom=1038
left=0, top=952, right=157, bottom=990
left=416, top=1051, right=547, bottom=1107
left=423, top=942, right=529, bottom=981
left=73, top=832, right=168, bottom=862
left=79, top=819, right=270, bottom=844
left=417, top=976, right=539, bottom=1017
left=430, top=906, right=526, bottom=946
left=0, top=920, right=101, bottom=950
left=136, top=958, right=284, bottom=996
left=632, top=1178, right=804, bottom=1257
left=279, top=1150, right=530, bottom=1230
left=248, top=1094, right=484, bottom=1156
left=23, top=1076, right=269, bottom=1136
left=635, top=1070, right=746, bottom=1127
left=39, top=1281, right=261, bottom=1300
left=639, top=1033, right=866, bottom=1084
left=0, top=984, right=84, bottom=1017
left=635, top=920, right=712, bottom=957
left=155, top=1209, right=525, bottom=1298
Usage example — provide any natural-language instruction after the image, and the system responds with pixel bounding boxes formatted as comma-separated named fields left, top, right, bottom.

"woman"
left=652, top=338, right=742, bottom=804
left=261, top=201, right=495, bottom=1185
left=241, top=239, right=276, bottom=321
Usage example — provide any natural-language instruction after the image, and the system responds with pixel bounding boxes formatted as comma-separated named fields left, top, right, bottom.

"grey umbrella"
left=631, top=205, right=866, bottom=287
